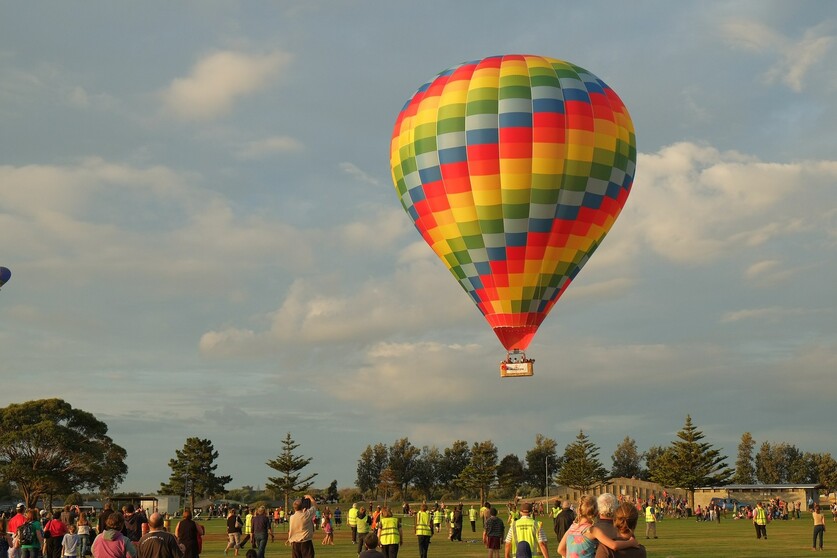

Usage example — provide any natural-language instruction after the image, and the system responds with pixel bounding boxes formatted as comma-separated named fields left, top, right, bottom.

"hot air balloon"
left=0, top=267, right=10, bottom=289
left=389, top=55, right=636, bottom=376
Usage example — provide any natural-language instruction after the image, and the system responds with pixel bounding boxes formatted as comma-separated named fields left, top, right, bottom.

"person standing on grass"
left=503, top=502, right=547, bottom=558
left=347, top=504, right=358, bottom=544
left=137, top=513, right=183, bottom=558
left=753, top=502, right=768, bottom=540
left=354, top=507, right=371, bottom=556
left=251, top=506, right=273, bottom=558
left=483, top=507, right=504, bottom=558
left=376, top=507, right=402, bottom=558
left=287, top=496, right=317, bottom=558
left=812, top=504, right=825, bottom=551
left=469, top=505, right=478, bottom=533
left=414, top=503, right=432, bottom=558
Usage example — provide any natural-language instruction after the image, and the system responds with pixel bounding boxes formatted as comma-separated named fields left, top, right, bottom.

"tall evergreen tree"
left=161, top=437, right=231, bottom=510
left=555, top=431, right=607, bottom=494
left=266, top=432, right=318, bottom=512
left=733, top=432, right=756, bottom=484
left=525, top=434, right=559, bottom=496
left=456, top=441, right=498, bottom=504
left=658, top=415, right=732, bottom=508
left=610, top=436, right=642, bottom=479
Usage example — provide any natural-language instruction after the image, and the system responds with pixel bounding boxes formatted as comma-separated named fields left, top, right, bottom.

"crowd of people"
left=0, top=503, right=204, bottom=558
left=5, top=494, right=835, bottom=558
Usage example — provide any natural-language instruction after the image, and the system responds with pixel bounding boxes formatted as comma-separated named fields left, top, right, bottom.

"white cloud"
left=722, top=20, right=836, bottom=92
left=162, top=50, right=291, bottom=121
left=624, top=142, right=837, bottom=264
left=235, top=136, right=304, bottom=160
left=340, top=162, right=380, bottom=186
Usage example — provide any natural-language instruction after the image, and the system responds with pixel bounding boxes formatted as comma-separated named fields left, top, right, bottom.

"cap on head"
left=17, top=503, right=25, bottom=510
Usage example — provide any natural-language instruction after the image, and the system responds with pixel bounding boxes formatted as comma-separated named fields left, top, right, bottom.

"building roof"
left=698, top=483, right=823, bottom=490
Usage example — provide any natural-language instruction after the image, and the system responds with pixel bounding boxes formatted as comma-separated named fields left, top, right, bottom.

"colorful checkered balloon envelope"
left=390, top=54, right=636, bottom=355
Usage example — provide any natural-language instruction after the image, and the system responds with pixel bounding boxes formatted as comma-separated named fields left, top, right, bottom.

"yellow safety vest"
left=379, top=517, right=400, bottom=545
left=645, top=506, right=656, bottom=523
left=754, top=507, right=766, bottom=526
left=433, top=510, right=442, bottom=524
left=348, top=507, right=358, bottom=526
left=510, top=516, right=539, bottom=558
left=356, top=514, right=370, bottom=534
left=415, top=511, right=432, bottom=536
left=469, top=508, right=477, bottom=522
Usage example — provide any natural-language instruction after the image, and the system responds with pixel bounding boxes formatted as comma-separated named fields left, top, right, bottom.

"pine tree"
left=555, top=431, right=607, bottom=494
left=661, top=415, right=732, bottom=508
left=733, top=432, right=756, bottom=484
left=266, top=432, right=318, bottom=513
left=160, top=437, right=231, bottom=510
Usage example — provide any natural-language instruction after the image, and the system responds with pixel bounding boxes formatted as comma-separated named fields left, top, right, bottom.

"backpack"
left=16, top=521, right=35, bottom=546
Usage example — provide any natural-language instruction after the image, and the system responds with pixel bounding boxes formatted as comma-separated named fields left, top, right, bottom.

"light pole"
left=545, top=455, right=549, bottom=506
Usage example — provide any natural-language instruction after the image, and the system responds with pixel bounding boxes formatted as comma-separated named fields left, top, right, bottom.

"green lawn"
left=194, top=513, right=836, bottom=557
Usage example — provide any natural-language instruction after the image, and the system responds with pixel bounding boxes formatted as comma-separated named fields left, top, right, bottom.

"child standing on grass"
left=321, top=512, right=334, bottom=545
left=62, top=524, right=80, bottom=558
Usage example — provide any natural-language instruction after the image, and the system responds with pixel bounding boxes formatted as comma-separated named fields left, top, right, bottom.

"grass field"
left=193, top=513, right=836, bottom=557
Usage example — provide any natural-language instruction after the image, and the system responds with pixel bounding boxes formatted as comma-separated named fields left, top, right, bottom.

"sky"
left=1, top=1, right=836, bottom=495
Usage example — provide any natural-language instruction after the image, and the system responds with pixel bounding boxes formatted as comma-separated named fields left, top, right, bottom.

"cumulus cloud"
left=0, top=158, right=310, bottom=291
left=162, top=50, right=291, bottom=121
left=623, top=142, right=837, bottom=264
left=722, top=20, right=836, bottom=91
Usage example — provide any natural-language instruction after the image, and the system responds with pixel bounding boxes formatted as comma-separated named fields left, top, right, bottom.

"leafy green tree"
left=439, top=440, right=471, bottom=497
left=755, top=442, right=781, bottom=483
left=387, top=438, right=420, bottom=498
left=733, top=432, right=756, bottom=484
left=65, top=492, right=85, bottom=506
left=496, top=454, right=526, bottom=499
left=0, top=399, right=128, bottom=507
left=643, top=445, right=668, bottom=481
left=555, top=431, right=607, bottom=494
left=377, top=467, right=398, bottom=506
left=266, top=432, right=318, bottom=512
left=412, top=446, right=442, bottom=501
left=356, top=444, right=388, bottom=499
left=657, top=415, right=732, bottom=508
left=160, top=437, right=232, bottom=510
left=525, top=434, right=559, bottom=495
left=805, top=452, right=837, bottom=491
left=610, top=436, right=642, bottom=479
left=456, top=441, right=498, bottom=503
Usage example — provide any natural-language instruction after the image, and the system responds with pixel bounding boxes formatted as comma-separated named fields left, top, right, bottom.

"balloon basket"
left=500, top=350, right=534, bottom=378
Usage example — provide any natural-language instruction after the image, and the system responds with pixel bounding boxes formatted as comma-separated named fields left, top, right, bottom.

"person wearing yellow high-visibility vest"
left=432, top=507, right=442, bottom=534
left=469, top=505, right=477, bottom=533
left=753, top=502, right=768, bottom=539
left=503, top=502, right=548, bottom=558
left=414, top=503, right=432, bottom=558
left=644, top=502, right=657, bottom=539
left=347, top=503, right=359, bottom=544
left=354, top=506, right=372, bottom=555
left=377, top=506, right=402, bottom=558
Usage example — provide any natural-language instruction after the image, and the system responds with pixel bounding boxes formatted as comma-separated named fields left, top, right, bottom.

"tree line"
left=3, top=400, right=835, bottom=510
left=355, top=415, right=837, bottom=507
